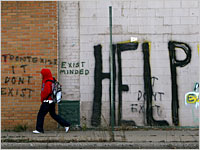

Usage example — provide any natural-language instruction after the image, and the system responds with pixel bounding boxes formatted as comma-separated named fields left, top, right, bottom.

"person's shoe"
left=33, top=130, right=41, bottom=134
left=65, top=127, right=69, bottom=133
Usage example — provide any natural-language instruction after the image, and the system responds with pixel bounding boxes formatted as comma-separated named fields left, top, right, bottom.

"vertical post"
left=109, top=6, right=114, bottom=132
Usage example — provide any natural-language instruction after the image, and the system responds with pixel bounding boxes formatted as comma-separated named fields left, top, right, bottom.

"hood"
left=41, top=68, right=53, bottom=81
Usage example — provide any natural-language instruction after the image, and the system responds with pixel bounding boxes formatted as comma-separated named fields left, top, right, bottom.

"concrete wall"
left=59, top=0, right=199, bottom=127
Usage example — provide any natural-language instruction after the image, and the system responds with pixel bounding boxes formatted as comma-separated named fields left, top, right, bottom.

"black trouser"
left=36, top=102, right=70, bottom=133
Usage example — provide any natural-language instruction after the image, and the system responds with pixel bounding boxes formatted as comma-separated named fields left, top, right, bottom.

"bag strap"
left=45, top=93, right=52, bottom=100
left=45, top=79, right=54, bottom=83
left=44, top=79, right=54, bottom=100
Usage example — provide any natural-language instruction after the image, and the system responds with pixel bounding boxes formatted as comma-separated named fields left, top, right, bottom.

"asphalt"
left=1, top=128, right=199, bottom=149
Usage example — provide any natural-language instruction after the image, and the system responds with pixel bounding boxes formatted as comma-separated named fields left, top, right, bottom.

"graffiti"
left=142, top=42, right=169, bottom=126
left=116, top=42, right=139, bottom=125
left=168, top=41, right=191, bottom=126
left=91, top=45, right=112, bottom=126
left=153, top=105, right=162, bottom=117
left=1, top=65, right=34, bottom=98
left=137, top=77, right=165, bottom=101
left=4, top=76, right=33, bottom=85
left=1, top=54, right=57, bottom=65
left=91, top=42, right=139, bottom=126
left=185, top=92, right=199, bottom=106
left=91, top=40, right=193, bottom=127
left=134, top=76, right=165, bottom=120
left=189, top=83, right=199, bottom=123
left=151, top=76, right=158, bottom=86
left=131, top=104, right=145, bottom=114
left=61, top=62, right=85, bottom=68
left=60, top=61, right=89, bottom=75
left=91, top=45, right=109, bottom=126
left=194, top=82, right=199, bottom=92
left=11, top=64, right=28, bottom=74
left=185, top=82, right=199, bottom=108
left=1, top=87, right=34, bottom=98
left=4, top=65, right=33, bottom=84
left=1, top=52, right=59, bottom=98
left=131, top=104, right=162, bottom=117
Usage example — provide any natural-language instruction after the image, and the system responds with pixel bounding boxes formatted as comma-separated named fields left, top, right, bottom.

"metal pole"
left=109, top=6, right=114, bottom=132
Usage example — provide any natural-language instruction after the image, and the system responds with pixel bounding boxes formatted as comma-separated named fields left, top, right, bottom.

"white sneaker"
left=65, top=127, right=69, bottom=133
left=33, top=130, right=41, bottom=134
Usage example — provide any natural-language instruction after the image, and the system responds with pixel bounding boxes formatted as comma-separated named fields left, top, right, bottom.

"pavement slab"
left=1, top=129, right=199, bottom=149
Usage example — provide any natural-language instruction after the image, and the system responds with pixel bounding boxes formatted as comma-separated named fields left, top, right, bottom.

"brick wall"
left=1, top=1, right=58, bottom=130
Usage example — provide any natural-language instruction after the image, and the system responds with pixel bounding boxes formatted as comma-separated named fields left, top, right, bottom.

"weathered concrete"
left=1, top=129, right=199, bottom=149
left=1, top=142, right=199, bottom=149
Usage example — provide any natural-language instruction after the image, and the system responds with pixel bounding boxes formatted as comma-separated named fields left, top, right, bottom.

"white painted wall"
left=59, top=0, right=199, bottom=127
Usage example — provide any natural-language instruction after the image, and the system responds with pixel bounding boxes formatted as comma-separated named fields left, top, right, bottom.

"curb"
left=2, top=142, right=199, bottom=149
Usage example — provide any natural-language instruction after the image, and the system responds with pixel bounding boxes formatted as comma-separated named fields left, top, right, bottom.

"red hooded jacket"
left=41, top=69, right=54, bottom=103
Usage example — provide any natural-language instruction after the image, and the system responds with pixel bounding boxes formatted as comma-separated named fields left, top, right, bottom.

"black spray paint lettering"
left=116, top=42, right=139, bottom=125
left=91, top=41, right=192, bottom=127
left=131, top=104, right=145, bottom=114
left=4, top=76, right=33, bottom=85
left=60, top=69, right=89, bottom=75
left=137, top=76, right=164, bottom=101
left=168, top=41, right=191, bottom=126
left=131, top=104, right=138, bottom=113
left=1, top=54, right=57, bottom=65
left=1, top=87, right=34, bottom=98
left=137, top=90, right=165, bottom=101
left=2, top=64, right=34, bottom=98
left=91, top=45, right=111, bottom=127
left=12, top=66, right=15, bottom=74
left=60, top=61, right=89, bottom=75
left=91, top=42, right=138, bottom=127
left=6, top=65, right=33, bottom=85
left=12, top=65, right=28, bottom=74
left=142, top=42, right=169, bottom=126
left=139, top=105, right=145, bottom=114
left=154, top=105, right=162, bottom=117
left=21, top=65, right=28, bottom=73
left=151, top=76, right=158, bottom=87
left=131, top=104, right=162, bottom=116
left=8, top=87, right=14, bottom=96
left=61, top=62, right=86, bottom=68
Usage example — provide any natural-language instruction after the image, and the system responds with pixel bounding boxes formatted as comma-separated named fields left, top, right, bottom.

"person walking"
left=33, top=68, right=70, bottom=134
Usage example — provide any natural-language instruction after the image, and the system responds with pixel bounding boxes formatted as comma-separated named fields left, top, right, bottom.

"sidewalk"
left=1, top=128, right=199, bottom=149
